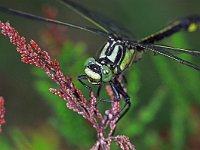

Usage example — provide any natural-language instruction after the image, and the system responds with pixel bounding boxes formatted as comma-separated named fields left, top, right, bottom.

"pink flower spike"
left=0, top=96, right=6, bottom=132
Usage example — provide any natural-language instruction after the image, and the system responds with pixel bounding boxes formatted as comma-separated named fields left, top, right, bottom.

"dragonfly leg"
left=106, top=80, right=131, bottom=136
left=97, top=99, right=113, bottom=103
left=78, top=75, right=104, bottom=98
left=96, top=84, right=102, bottom=97
left=77, top=75, right=92, bottom=96
left=97, top=81, right=121, bottom=104
left=109, top=80, right=131, bottom=122
left=115, top=79, right=131, bottom=122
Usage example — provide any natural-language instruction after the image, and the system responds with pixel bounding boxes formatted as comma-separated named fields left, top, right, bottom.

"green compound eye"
left=101, top=65, right=113, bottom=82
left=84, top=57, right=96, bottom=67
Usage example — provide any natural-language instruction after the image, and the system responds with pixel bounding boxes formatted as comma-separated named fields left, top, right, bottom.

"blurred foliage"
left=0, top=0, right=200, bottom=150
left=0, top=126, right=61, bottom=150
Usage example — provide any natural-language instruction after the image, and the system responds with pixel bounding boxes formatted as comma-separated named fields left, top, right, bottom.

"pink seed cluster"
left=0, top=96, right=5, bottom=132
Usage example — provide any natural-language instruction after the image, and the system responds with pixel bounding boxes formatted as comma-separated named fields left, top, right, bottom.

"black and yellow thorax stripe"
left=98, top=38, right=143, bottom=75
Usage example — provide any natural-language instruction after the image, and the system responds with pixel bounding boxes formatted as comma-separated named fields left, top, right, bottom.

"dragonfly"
left=1, top=0, right=200, bottom=120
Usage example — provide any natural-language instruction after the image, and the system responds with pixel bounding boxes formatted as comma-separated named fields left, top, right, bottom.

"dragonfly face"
left=84, top=57, right=113, bottom=84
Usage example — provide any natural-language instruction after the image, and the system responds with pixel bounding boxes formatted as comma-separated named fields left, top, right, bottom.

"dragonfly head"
left=84, top=57, right=113, bottom=84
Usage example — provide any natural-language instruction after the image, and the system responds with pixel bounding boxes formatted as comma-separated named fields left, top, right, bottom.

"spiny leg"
left=77, top=75, right=93, bottom=96
left=109, top=79, right=131, bottom=122
left=96, top=84, right=102, bottom=97
left=78, top=75, right=111, bottom=104
left=106, top=80, right=130, bottom=136
left=96, top=81, right=120, bottom=105
left=77, top=75, right=107, bottom=97
left=113, top=79, right=131, bottom=121
left=96, top=84, right=115, bottom=103
left=140, top=15, right=200, bottom=44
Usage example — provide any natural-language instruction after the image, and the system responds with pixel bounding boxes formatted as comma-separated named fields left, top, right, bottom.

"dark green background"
left=0, top=0, right=200, bottom=149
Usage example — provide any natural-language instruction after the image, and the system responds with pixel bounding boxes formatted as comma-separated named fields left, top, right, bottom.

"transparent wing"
left=130, top=41, right=200, bottom=71
left=152, top=44, right=200, bottom=56
left=0, top=6, right=108, bottom=37
left=60, top=0, right=135, bottom=38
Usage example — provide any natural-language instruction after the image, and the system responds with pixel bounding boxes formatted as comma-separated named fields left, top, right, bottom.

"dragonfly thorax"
left=98, top=38, right=137, bottom=75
